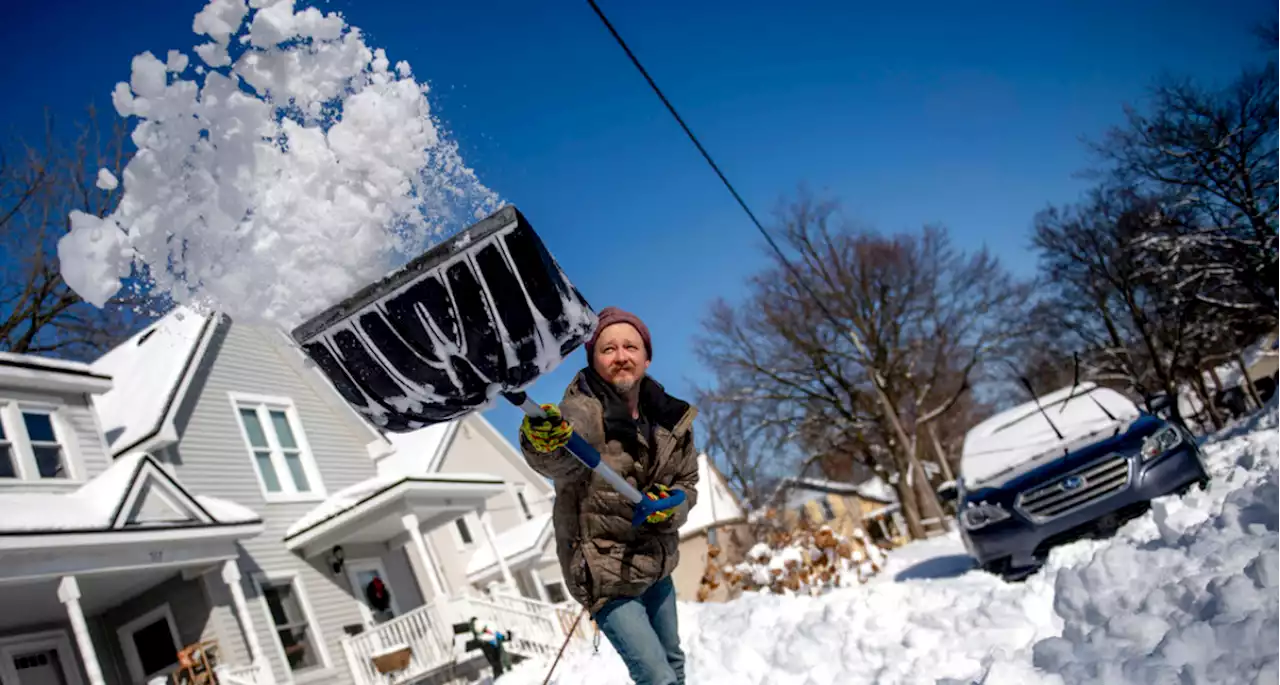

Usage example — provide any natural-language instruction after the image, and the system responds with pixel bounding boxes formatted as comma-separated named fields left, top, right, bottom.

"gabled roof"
left=0, top=452, right=260, bottom=538
left=91, top=308, right=218, bottom=455
left=381, top=421, right=459, bottom=475
left=679, top=454, right=747, bottom=540
left=377, top=411, right=552, bottom=492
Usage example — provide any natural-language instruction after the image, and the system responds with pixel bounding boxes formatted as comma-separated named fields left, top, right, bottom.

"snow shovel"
left=290, top=205, right=685, bottom=528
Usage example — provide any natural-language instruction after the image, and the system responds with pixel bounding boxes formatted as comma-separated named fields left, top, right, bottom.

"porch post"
left=528, top=567, right=552, bottom=604
left=401, top=513, right=446, bottom=599
left=477, top=508, right=517, bottom=590
left=221, top=560, right=270, bottom=675
left=56, top=576, right=106, bottom=685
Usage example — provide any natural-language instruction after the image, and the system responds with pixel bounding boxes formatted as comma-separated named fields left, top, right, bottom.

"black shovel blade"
left=290, top=206, right=596, bottom=432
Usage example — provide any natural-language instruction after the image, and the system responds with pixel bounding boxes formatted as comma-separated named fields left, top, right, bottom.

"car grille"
left=1017, top=454, right=1132, bottom=521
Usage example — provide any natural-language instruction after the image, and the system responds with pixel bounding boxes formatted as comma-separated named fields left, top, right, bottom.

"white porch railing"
left=340, top=593, right=584, bottom=685
left=214, top=663, right=271, bottom=685
left=446, top=594, right=563, bottom=659
left=341, top=601, right=455, bottom=685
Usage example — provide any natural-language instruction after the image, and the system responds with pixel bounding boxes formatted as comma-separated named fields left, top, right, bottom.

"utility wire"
left=584, top=2, right=955, bottom=524
left=582, top=0, right=862, bottom=364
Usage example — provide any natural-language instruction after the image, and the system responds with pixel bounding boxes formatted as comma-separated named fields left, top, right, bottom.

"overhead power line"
left=583, top=2, right=951, bottom=522
left=582, top=0, right=856, bottom=356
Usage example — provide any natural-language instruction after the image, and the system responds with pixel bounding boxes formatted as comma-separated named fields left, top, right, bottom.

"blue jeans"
left=593, top=575, right=685, bottom=685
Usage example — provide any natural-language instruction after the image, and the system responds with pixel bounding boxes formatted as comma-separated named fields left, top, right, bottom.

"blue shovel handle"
left=508, top=393, right=686, bottom=528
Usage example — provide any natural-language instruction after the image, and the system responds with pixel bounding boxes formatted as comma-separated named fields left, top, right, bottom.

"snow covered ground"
left=495, top=403, right=1279, bottom=685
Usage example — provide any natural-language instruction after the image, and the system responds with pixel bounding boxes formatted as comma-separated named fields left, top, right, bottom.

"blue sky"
left=1, top=0, right=1270, bottom=447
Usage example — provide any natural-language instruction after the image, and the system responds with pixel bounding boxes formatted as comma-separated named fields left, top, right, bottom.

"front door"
left=347, top=559, right=400, bottom=627
left=11, top=649, right=68, bottom=685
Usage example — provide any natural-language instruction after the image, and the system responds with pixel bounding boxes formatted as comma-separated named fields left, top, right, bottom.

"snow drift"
left=58, top=0, right=500, bottom=328
left=498, top=402, right=1279, bottom=684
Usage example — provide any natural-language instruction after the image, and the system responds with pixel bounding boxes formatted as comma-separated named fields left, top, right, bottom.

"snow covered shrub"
left=707, top=521, right=888, bottom=598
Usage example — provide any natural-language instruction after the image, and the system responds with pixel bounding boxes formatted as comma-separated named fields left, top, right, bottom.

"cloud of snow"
left=58, top=0, right=500, bottom=327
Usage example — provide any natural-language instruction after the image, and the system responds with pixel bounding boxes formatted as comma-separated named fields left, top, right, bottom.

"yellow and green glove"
left=520, top=404, right=573, bottom=453
left=644, top=484, right=676, bottom=525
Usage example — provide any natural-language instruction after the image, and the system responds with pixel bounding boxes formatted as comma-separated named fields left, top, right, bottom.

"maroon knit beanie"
left=587, top=306, right=653, bottom=360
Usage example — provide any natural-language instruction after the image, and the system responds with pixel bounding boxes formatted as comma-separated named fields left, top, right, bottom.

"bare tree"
left=1095, top=62, right=1278, bottom=323
left=696, top=193, right=1034, bottom=539
left=694, top=385, right=796, bottom=510
left=1033, top=187, right=1193, bottom=399
left=0, top=107, right=163, bottom=362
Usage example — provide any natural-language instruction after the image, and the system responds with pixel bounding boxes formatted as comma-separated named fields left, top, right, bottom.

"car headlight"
left=1141, top=425, right=1182, bottom=462
left=960, top=502, right=1011, bottom=531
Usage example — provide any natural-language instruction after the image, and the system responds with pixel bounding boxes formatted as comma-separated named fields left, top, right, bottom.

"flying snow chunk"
left=58, top=212, right=130, bottom=308
left=95, top=169, right=119, bottom=191
left=166, top=49, right=189, bottom=73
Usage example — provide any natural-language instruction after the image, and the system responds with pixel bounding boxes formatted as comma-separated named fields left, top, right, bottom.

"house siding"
left=427, top=416, right=556, bottom=597
left=164, top=318, right=385, bottom=685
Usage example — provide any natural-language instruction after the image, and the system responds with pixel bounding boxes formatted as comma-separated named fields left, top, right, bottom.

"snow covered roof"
left=679, top=454, right=746, bottom=540
left=960, top=382, right=1141, bottom=488
left=466, top=512, right=555, bottom=578
left=286, top=471, right=504, bottom=540
left=0, top=352, right=114, bottom=395
left=91, top=308, right=216, bottom=455
left=0, top=452, right=260, bottom=535
left=375, top=420, right=459, bottom=476
left=770, top=475, right=899, bottom=511
left=1204, top=332, right=1279, bottom=389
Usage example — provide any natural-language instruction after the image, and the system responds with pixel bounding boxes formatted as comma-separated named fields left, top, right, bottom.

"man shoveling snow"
left=520, top=307, right=699, bottom=685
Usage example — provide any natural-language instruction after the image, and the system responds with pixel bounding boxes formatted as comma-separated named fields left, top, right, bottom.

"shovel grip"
left=508, top=393, right=643, bottom=504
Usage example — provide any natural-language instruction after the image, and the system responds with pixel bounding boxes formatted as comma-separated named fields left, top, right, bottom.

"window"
left=0, top=418, right=13, bottom=479
left=455, top=518, right=473, bottom=544
left=517, top=489, right=532, bottom=520
left=23, top=412, right=66, bottom=478
left=117, top=605, right=181, bottom=683
left=231, top=396, right=323, bottom=501
left=0, top=403, right=74, bottom=481
left=259, top=578, right=325, bottom=674
left=544, top=582, right=568, bottom=605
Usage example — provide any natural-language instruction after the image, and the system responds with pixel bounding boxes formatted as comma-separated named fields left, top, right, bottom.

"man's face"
left=591, top=322, right=650, bottom=392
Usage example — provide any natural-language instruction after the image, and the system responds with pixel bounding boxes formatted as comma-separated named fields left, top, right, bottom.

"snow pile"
left=497, top=403, right=1278, bottom=684
left=1032, top=404, right=1279, bottom=684
left=58, top=0, right=500, bottom=328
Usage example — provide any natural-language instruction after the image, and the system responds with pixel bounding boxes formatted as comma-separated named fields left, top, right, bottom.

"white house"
left=0, top=308, right=581, bottom=685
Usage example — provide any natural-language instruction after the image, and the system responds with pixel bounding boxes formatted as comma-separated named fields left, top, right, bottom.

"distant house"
left=0, top=308, right=582, bottom=685
left=765, top=476, right=907, bottom=546
left=670, top=454, right=753, bottom=602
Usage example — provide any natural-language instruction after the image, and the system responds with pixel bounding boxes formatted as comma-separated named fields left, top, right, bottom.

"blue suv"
left=948, top=382, right=1209, bottom=580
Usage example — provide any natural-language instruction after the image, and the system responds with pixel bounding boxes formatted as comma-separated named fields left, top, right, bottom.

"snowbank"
left=497, top=402, right=1279, bottom=684
left=58, top=0, right=500, bottom=327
